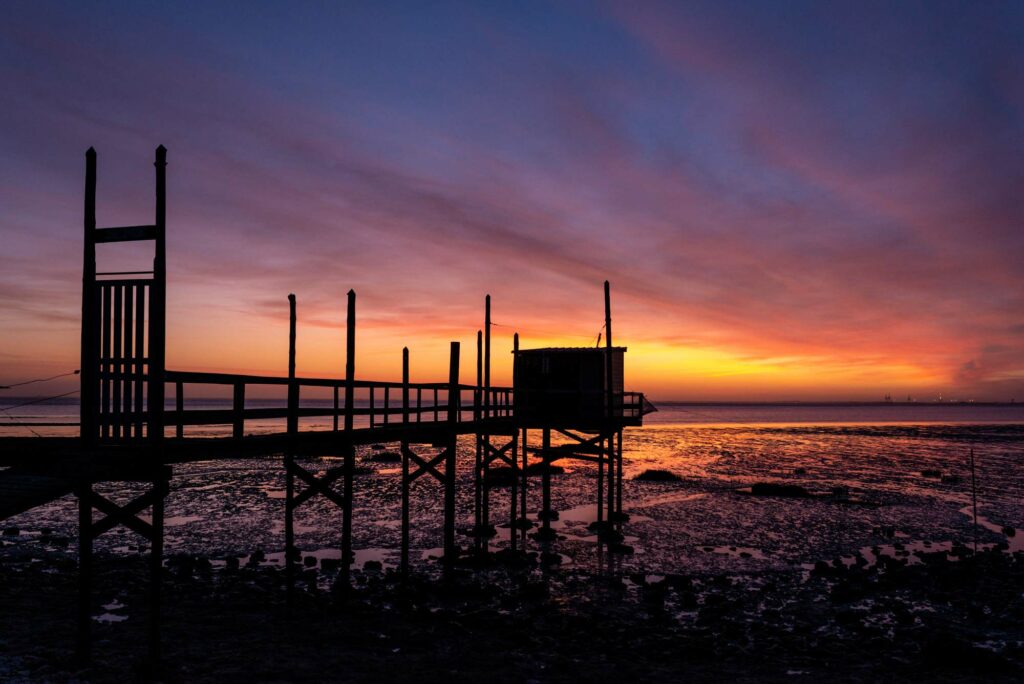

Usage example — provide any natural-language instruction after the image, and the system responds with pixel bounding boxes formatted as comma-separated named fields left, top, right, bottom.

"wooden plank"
left=93, top=225, right=157, bottom=243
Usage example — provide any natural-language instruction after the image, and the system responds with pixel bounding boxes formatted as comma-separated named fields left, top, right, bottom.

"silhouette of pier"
left=0, top=147, right=652, bottom=665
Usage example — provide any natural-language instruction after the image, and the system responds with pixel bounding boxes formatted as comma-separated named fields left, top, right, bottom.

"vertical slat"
left=417, top=388, right=422, bottom=423
left=123, top=285, right=134, bottom=439
left=134, top=284, right=146, bottom=438
left=100, top=285, right=111, bottom=440
left=333, top=386, right=339, bottom=432
left=383, top=386, right=389, bottom=426
left=112, top=284, right=123, bottom=440
left=369, top=386, right=375, bottom=428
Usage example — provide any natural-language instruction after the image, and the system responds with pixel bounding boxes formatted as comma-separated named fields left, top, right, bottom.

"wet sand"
left=2, top=421, right=1023, bottom=680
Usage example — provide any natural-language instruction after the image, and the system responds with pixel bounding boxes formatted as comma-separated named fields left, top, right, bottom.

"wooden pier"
left=0, top=146, right=652, bottom=666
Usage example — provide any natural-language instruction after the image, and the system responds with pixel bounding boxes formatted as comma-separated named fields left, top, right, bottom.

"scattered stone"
left=303, top=555, right=317, bottom=568
left=920, top=469, right=942, bottom=478
left=368, top=451, right=401, bottom=463
left=635, top=469, right=682, bottom=482
left=525, top=462, right=564, bottom=475
left=485, top=466, right=516, bottom=487
left=1002, top=526, right=1016, bottom=537
left=2, top=527, right=19, bottom=537
left=363, top=560, right=383, bottom=574
left=749, top=483, right=811, bottom=498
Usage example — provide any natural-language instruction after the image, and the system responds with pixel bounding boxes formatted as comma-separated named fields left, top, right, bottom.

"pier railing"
left=165, top=370, right=515, bottom=439
left=164, top=370, right=642, bottom=439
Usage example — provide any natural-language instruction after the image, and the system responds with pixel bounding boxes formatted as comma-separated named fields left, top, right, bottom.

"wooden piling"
left=510, top=332, right=519, bottom=552
left=444, top=341, right=460, bottom=567
left=80, top=149, right=97, bottom=448
left=342, top=289, right=356, bottom=585
left=148, top=477, right=165, bottom=664
left=149, top=146, right=167, bottom=445
left=541, top=428, right=552, bottom=531
left=604, top=280, right=615, bottom=525
left=401, top=347, right=410, bottom=577
left=285, top=294, right=297, bottom=596
left=76, top=484, right=93, bottom=663
left=475, top=330, right=483, bottom=548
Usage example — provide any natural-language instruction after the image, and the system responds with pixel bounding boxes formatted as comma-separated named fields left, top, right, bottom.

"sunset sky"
left=2, top=1, right=1023, bottom=401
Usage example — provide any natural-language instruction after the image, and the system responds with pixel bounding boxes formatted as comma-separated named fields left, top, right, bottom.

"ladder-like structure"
left=76, top=146, right=170, bottom=665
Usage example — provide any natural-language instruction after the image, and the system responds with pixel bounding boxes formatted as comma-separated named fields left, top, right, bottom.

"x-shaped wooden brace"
left=286, top=460, right=347, bottom=510
left=482, top=437, right=516, bottom=468
left=403, top=445, right=448, bottom=484
left=84, top=484, right=166, bottom=541
left=554, top=428, right=605, bottom=453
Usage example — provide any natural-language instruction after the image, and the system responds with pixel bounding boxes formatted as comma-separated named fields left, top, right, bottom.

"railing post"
left=232, top=381, right=245, bottom=440
left=175, top=381, right=183, bottom=439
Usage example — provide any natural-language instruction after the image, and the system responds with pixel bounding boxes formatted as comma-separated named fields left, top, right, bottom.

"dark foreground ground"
left=2, top=543, right=1022, bottom=683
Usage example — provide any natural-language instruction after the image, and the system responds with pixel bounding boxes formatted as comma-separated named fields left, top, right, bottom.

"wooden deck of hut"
left=0, top=147, right=652, bottom=666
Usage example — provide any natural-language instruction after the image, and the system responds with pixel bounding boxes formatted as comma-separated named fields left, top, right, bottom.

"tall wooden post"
left=149, top=146, right=167, bottom=445
left=482, top=296, right=491, bottom=540
left=474, top=330, right=483, bottom=547
left=604, top=280, right=615, bottom=524
left=444, top=341, right=460, bottom=567
left=484, top=295, right=491, bottom=417
left=81, top=148, right=97, bottom=448
left=401, top=347, right=410, bottom=577
left=541, top=428, right=552, bottom=533
left=510, top=332, right=519, bottom=552
left=341, top=289, right=356, bottom=586
left=285, top=294, right=297, bottom=596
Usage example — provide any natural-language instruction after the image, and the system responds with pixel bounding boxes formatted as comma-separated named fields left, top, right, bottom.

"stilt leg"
left=148, top=477, right=165, bottom=665
left=341, top=442, right=354, bottom=589
left=285, top=455, right=295, bottom=598
left=76, top=484, right=93, bottom=665
left=401, top=446, right=410, bottom=578
left=541, top=428, right=552, bottom=531
left=509, top=432, right=518, bottom=552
